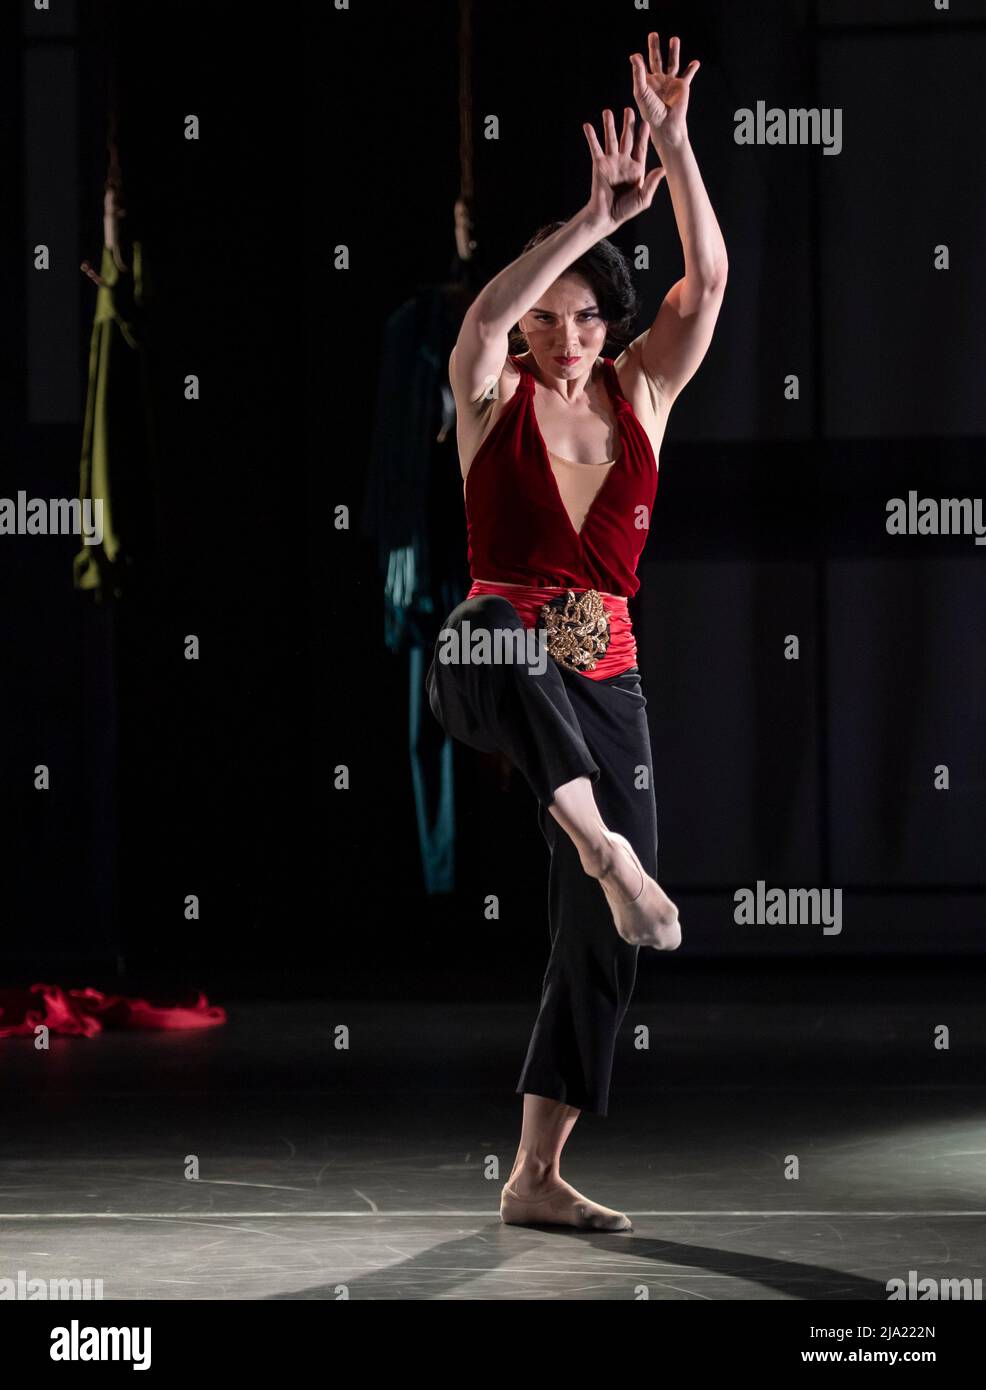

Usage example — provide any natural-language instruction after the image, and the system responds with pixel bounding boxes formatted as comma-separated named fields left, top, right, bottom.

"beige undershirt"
left=547, top=449, right=618, bottom=535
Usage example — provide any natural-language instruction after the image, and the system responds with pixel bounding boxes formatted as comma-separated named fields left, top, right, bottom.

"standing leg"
left=502, top=665, right=668, bottom=1231
left=501, top=1094, right=634, bottom=1232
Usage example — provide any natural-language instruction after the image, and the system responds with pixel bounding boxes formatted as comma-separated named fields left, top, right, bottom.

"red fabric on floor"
left=0, top=984, right=227, bottom=1038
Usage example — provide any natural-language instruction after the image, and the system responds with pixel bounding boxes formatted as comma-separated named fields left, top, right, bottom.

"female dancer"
left=426, top=34, right=727, bottom=1231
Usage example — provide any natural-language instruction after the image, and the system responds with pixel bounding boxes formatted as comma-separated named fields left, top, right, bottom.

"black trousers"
left=424, top=593, right=658, bottom=1116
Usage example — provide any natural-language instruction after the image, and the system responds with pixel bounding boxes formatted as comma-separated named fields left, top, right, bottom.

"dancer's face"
left=517, top=274, right=608, bottom=379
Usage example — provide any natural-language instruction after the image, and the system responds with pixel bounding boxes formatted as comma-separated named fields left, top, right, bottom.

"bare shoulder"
left=612, top=334, right=671, bottom=459
left=454, top=351, right=523, bottom=482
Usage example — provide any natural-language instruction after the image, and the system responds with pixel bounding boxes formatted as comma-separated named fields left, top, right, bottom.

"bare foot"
left=580, top=831, right=682, bottom=950
left=500, top=1176, right=632, bottom=1232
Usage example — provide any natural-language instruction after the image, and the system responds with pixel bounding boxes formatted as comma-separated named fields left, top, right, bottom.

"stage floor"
left=2, top=971, right=985, bottom=1300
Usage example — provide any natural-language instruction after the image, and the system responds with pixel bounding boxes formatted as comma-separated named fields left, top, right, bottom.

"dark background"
left=2, top=0, right=984, bottom=1005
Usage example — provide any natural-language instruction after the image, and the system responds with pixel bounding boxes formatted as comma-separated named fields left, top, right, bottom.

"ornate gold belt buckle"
left=538, top=589, right=611, bottom=672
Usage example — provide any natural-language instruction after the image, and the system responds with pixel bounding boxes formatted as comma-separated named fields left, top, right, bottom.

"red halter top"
left=463, top=353, right=659, bottom=679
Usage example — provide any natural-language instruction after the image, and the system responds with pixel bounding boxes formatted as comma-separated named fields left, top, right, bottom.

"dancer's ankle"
left=507, top=1156, right=559, bottom=1194
left=577, top=830, right=616, bottom=879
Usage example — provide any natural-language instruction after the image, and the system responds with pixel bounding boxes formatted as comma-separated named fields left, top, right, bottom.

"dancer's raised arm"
left=623, top=32, right=728, bottom=408
left=450, top=106, right=665, bottom=410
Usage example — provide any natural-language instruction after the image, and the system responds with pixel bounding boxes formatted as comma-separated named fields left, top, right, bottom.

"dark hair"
left=507, top=221, right=640, bottom=356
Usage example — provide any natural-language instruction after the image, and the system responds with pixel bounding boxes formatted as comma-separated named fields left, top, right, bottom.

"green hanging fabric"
left=73, top=238, right=153, bottom=600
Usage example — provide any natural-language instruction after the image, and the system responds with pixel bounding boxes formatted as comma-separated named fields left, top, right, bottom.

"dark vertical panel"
left=828, top=559, right=986, bottom=884
left=640, top=559, right=821, bottom=885
left=819, top=32, right=986, bottom=437
left=23, top=45, right=79, bottom=421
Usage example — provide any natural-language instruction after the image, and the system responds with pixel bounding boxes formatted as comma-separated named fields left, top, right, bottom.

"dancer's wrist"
left=574, top=204, right=618, bottom=240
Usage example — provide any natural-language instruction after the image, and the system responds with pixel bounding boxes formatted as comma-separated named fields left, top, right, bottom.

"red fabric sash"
left=466, top=580, right=637, bottom=680
left=0, top=984, right=227, bottom=1038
